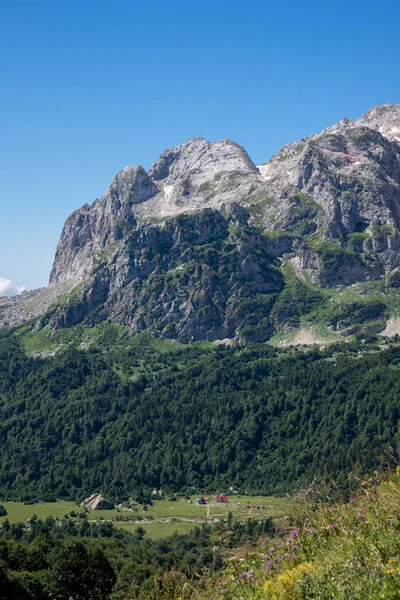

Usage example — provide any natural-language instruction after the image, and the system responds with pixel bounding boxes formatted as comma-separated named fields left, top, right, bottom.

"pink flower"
left=330, top=523, right=337, bottom=528
left=349, top=498, right=356, bottom=504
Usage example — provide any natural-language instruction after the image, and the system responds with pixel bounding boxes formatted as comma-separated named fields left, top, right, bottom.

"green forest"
left=0, top=510, right=273, bottom=599
left=0, top=326, right=399, bottom=502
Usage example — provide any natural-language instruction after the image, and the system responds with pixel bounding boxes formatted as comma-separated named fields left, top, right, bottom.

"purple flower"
left=306, top=528, right=312, bottom=534
left=269, top=547, right=275, bottom=552
left=349, top=498, right=356, bottom=504
left=330, top=523, right=337, bottom=528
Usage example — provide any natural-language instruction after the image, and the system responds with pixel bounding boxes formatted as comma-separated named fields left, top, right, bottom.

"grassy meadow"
left=0, top=494, right=294, bottom=540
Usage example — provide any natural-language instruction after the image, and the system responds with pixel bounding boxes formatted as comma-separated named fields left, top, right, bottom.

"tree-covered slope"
left=0, top=329, right=399, bottom=501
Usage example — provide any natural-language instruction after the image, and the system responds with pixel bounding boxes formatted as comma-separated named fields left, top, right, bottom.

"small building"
left=195, top=497, right=207, bottom=505
left=80, top=493, right=114, bottom=510
left=216, top=495, right=229, bottom=503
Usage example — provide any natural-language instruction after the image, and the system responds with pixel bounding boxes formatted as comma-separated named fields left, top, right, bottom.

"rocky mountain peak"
left=148, top=137, right=257, bottom=183
left=107, top=164, right=159, bottom=205
left=357, top=103, right=400, bottom=141
left=49, top=164, right=159, bottom=286
left=4, top=102, right=400, bottom=344
left=321, top=103, right=400, bottom=141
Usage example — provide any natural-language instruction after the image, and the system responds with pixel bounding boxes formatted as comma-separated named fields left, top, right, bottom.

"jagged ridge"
left=2, top=103, right=400, bottom=342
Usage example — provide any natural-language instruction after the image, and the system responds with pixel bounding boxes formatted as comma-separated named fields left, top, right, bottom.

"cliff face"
left=44, top=207, right=283, bottom=343
left=3, top=103, right=400, bottom=342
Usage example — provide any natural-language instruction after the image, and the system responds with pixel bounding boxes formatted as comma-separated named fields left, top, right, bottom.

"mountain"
left=2, top=103, right=400, bottom=343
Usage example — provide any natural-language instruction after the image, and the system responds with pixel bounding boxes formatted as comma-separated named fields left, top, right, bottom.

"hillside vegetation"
left=197, top=469, right=400, bottom=600
left=1, top=470, right=399, bottom=599
left=0, top=325, right=399, bottom=501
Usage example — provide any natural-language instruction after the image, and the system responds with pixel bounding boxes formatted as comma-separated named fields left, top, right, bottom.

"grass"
left=145, top=496, right=294, bottom=521
left=0, top=501, right=78, bottom=524
left=0, top=495, right=294, bottom=540
left=115, top=521, right=197, bottom=539
left=268, top=324, right=342, bottom=347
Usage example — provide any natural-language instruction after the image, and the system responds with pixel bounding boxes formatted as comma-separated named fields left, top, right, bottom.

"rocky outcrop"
left=3, top=103, right=400, bottom=341
left=80, top=493, right=114, bottom=510
left=50, top=165, right=159, bottom=285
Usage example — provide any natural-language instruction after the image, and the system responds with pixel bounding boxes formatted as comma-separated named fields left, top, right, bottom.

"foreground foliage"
left=0, top=512, right=269, bottom=599
left=198, top=469, right=400, bottom=599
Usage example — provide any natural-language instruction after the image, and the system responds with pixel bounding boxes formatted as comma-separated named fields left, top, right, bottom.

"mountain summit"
left=2, top=103, right=400, bottom=343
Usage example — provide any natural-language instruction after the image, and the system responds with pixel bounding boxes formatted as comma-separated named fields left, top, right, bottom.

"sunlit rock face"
left=3, top=104, right=400, bottom=341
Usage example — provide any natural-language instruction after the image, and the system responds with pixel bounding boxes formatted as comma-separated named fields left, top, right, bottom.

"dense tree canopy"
left=0, top=331, right=399, bottom=501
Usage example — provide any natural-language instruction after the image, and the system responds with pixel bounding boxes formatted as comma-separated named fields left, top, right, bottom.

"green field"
left=115, top=521, right=197, bottom=539
left=0, top=501, right=78, bottom=524
left=0, top=495, right=294, bottom=539
left=143, top=495, right=294, bottom=520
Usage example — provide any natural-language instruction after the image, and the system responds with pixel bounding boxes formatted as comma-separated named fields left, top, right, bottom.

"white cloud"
left=0, top=278, right=27, bottom=296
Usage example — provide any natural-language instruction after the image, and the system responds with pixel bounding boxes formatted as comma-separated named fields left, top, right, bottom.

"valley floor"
left=0, top=494, right=293, bottom=540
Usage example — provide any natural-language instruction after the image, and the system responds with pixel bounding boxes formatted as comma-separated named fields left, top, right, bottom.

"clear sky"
left=1, top=0, right=400, bottom=292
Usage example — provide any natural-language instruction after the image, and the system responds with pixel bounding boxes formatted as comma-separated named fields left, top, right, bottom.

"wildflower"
left=264, top=563, right=313, bottom=596
left=330, top=506, right=337, bottom=511
left=269, top=547, right=275, bottom=552
left=306, top=528, right=312, bottom=534
left=386, top=569, right=395, bottom=574
left=349, top=498, right=356, bottom=504
left=330, top=523, right=337, bottom=528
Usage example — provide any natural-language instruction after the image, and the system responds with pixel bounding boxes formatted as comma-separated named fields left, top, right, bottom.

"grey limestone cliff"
left=3, top=103, right=400, bottom=342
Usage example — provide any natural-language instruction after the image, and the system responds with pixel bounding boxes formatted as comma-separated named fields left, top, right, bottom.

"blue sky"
left=1, top=0, right=400, bottom=291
